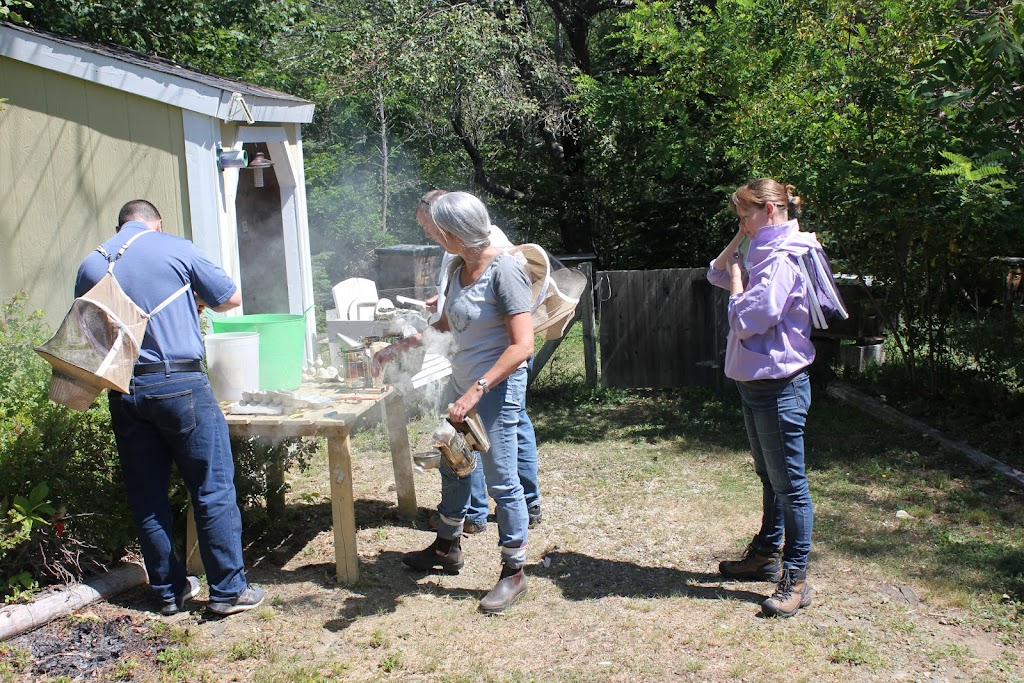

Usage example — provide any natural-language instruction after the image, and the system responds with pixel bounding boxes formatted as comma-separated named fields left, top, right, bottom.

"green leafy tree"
left=916, top=0, right=1024, bottom=154
left=286, top=0, right=641, bottom=265
left=576, top=0, right=747, bottom=268
left=19, top=0, right=308, bottom=85
left=0, top=0, right=32, bottom=23
left=282, top=1, right=450, bottom=284
left=590, top=0, right=1021, bottom=393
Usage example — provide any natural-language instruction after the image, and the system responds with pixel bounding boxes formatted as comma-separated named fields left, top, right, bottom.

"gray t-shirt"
left=446, top=252, right=532, bottom=392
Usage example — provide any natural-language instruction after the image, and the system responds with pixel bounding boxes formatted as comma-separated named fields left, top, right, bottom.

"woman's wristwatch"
left=476, top=378, right=489, bottom=393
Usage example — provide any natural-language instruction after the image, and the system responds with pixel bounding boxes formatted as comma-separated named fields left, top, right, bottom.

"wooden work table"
left=187, top=384, right=417, bottom=585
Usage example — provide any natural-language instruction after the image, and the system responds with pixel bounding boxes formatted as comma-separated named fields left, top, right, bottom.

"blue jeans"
left=464, top=406, right=540, bottom=524
left=437, top=368, right=530, bottom=561
left=108, top=371, right=249, bottom=603
left=735, top=371, right=814, bottom=576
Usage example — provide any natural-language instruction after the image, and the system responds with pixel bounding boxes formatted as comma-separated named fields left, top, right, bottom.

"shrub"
left=230, top=435, right=320, bottom=514
left=1, top=483, right=55, bottom=601
left=0, top=294, right=132, bottom=598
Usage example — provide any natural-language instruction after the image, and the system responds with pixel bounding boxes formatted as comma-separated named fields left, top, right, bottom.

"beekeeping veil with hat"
left=508, top=244, right=588, bottom=340
left=440, top=241, right=588, bottom=340
left=35, top=231, right=189, bottom=410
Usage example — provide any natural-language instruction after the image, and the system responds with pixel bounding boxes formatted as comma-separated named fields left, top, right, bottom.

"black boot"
left=719, top=538, right=783, bottom=582
left=403, top=535, right=463, bottom=572
left=478, top=563, right=528, bottom=613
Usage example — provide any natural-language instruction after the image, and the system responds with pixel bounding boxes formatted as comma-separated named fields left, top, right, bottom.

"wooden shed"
left=0, top=22, right=317, bottom=351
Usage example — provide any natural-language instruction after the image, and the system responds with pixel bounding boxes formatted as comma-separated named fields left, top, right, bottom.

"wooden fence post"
left=528, top=261, right=597, bottom=385
left=579, top=262, right=597, bottom=387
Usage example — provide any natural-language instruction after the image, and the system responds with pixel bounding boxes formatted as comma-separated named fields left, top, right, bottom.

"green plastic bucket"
left=211, top=314, right=305, bottom=390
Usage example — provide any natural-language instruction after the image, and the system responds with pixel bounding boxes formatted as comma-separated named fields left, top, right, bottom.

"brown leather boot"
left=402, top=535, right=463, bottom=572
left=719, top=540, right=783, bottom=582
left=478, top=564, right=528, bottom=613
left=761, top=569, right=813, bottom=617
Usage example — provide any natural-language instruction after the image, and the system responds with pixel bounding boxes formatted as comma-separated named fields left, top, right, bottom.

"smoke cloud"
left=380, top=325, right=458, bottom=450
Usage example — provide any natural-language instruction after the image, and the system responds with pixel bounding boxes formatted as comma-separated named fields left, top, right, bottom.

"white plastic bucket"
left=204, top=332, right=260, bottom=402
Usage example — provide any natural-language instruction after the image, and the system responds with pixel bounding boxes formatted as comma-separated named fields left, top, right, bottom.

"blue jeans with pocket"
left=437, top=368, right=530, bottom=562
left=736, top=370, right=814, bottom=576
left=108, top=370, right=249, bottom=604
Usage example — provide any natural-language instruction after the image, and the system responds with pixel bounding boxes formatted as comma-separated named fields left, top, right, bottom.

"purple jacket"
left=707, top=219, right=821, bottom=381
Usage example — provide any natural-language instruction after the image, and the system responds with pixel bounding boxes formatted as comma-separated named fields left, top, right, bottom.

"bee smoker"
left=336, top=332, right=373, bottom=388
left=432, top=407, right=490, bottom=477
left=342, top=347, right=373, bottom=387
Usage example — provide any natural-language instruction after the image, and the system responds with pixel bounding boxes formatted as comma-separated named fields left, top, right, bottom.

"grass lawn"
left=3, top=329, right=1022, bottom=682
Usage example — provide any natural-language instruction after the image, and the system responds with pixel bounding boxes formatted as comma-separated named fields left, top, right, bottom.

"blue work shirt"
left=74, top=222, right=237, bottom=364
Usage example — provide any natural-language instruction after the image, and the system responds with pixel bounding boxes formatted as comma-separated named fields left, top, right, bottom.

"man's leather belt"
left=134, top=360, right=204, bottom=376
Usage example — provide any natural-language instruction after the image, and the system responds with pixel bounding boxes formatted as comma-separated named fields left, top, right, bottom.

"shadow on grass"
left=535, top=551, right=766, bottom=604
left=234, top=380, right=1024, bottom=629
left=528, top=384, right=749, bottom=452
left=237, top=499, right=770, bottom=632
left=817, top=508, right=1024, bottom=602
left=244, top=499, right=430, bottom=572
left=309, top=549, right=767, bottom=632
left=243, top=501, right=330, bottom=570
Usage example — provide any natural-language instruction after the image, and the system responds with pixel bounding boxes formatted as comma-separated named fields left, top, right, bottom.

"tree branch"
left=450, top=109, right=525, bottom=201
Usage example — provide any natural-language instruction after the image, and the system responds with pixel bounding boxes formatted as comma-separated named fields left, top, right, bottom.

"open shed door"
left=235, top=141, right=288, bottom=314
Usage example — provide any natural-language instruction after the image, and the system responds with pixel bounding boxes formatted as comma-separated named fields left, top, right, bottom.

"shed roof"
left=0, top=21, right=314, bottom=123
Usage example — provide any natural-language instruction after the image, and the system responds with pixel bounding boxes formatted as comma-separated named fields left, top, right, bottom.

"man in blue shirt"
left=75, top=199, right=263, bottom=616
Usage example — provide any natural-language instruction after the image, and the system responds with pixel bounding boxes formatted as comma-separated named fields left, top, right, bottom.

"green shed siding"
left=0, top=58, right=189, bottom=328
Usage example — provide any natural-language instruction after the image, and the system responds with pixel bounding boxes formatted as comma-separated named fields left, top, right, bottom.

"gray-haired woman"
left=374, top=191, right=535, bottom=612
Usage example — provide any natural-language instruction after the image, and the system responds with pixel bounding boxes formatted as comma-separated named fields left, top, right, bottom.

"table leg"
left=383, top=392, right=418, bottom=520
left=265, top=450, right=287, bottom=519
left=327, top=433, right=359, bottom=584
left=185, top=500, right=204, bottom=575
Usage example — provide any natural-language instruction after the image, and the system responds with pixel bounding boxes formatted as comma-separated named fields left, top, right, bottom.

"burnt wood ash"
left=13, top=613, right=171, bottom=680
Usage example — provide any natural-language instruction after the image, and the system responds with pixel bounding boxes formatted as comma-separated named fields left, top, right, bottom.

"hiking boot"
left=478, top=564, right=528, bottom=613
left=403, top=535, right=464, bottom=572
left=160, top=576, right=201, bottom=616
left=207, top=584, right=265, bottom=616
left=761, top=569, right=813, bottom=618
left=428, top=511, right=486, bottom=535
left=719, top=540, right=783, bottom=582
left=527, top=504, right=542, bottom=528
left=464, top=520, right=486, bottom=535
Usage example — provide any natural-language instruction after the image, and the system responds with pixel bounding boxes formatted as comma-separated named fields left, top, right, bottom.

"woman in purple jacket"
left=707, top=178, right=825, bottom=618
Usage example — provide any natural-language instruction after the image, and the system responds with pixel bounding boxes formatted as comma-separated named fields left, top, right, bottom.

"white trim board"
left=0, top=24, right=313, bottom=123
left=183, top=111, right=224, bottom=265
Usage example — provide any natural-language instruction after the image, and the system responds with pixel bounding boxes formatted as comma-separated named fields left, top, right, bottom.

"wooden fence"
left=373, top=249, right=732, bottom=390
left=597, top=268, right=730, bottom=389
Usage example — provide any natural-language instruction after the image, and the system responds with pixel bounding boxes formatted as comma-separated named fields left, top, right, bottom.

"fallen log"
left=0, top=562, right=148, bottom=641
